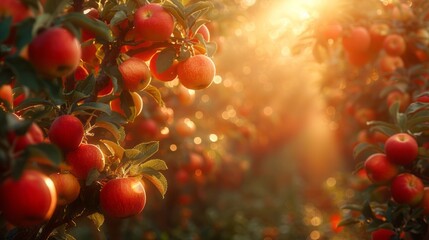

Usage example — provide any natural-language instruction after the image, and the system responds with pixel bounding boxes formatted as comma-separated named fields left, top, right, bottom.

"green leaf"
left=144, top=84, right=165, bottom=107
left=44, top=0, right=71, bottom=15
left=156, top=47, right=176, bottom=74
left=341, top=204, right=363, bottom=211
left=119, top=91, right=137, bottom=121
left=61, top=12, right=113, bottom=43
left=125, top=149, right=141, bottom=160
left=184, top=1, right=213, bottom=18
left=28, top=143, right=63, bottom=165
left=100, top=139, right=124, bottom=160
left=353, top=142, right=383, bottom=161
left=0, top=17, right=12, bottom=42
left=85, top=169, right=100, bottom=186
left=110, top=10, right=128, bottom=26
left=141, top=169, right=167, bottom=198
left=5, top=56, right=41, bottom=91
left=93, top=121, right=123, bottom=142
left=72, top=102, right=112, bottom=115
left=337, top=217, right=360, bottom=227
left=133, top=141, right=159, bottom=160
left=140, top=159, right=168, bottom=171
left=87, top=212, right=104, bottom=231
left=16, top=18, right=35, bottom=51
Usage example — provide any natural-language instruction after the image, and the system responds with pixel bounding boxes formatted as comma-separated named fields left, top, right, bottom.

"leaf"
left=156, top=47, right=176, bottom=73
left=353, top=142, right=383, bottom=161
left=87, top=212, right=105, bottom=231
left=125, top=149, right=141, bottom=160
left=85, top=169, right=100, bottom=186
left=141, top=170, right=168, bottom=198
left=110, top=10, right=128, bottom=26
left=144, top=84, right=165, bottom=107
left=16, top=18, right=35, bottom=51
left=140, top=159, right=168, bottom=171
left=337, top=217, right=360, bottom=227
left=28, top=143, right=63, bottom=166
left=5, top=56, right=41, bottom=91
left=93, top=121, right=123, bottom=142
left=0, top=17, right=12, bottom=42
left=100, top=139, right=125, bottom=160
left=133, top=141, right=159, bottom=160
left=44, top=0, right=70, bottom=15
left=62, top=12, right=113, bottom=43
left=341, top=204, right=363, bottom=211
left=72, top=102, right=112, bottom=115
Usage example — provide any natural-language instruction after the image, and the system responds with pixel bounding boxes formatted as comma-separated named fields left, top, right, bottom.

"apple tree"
left=0, top=0, right=217, bottom=239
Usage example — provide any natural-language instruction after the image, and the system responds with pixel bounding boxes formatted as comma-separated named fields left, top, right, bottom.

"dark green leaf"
left=44, top=0, right=71, bottom=15
left=85, top=168, right=100, bottom=186
left=72, top=102, right=112, bottom=115
left=28, top=143, right=63, bottom=165
left=5, top=56, right=41, bottom=91
left=110, top=10, right=128, bottom=26
left=0, top=17, right=12, bottom=42
left=16, top=18, right=35, bottom=51
left=156, top=47, right=176, bottom=74
left=353, top=142, right=383, bottom=161
left=337, top=217, right=360, bottom=227
left=62, top=12, right=113, bottom=43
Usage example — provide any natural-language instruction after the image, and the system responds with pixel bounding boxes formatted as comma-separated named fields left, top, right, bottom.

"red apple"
left=49, top=115, right=84, bottom=152
left=386, top=91, right=410, bottom=112
left=8, top=122, right=44, bottom=153
left=0, top=170, right=57, bottom=227
left=364, top=153, right=399, bottom=184
left=383, top=34, right=406, bottom=56
left=177, top=55, right=216, bottom=90
left=119, top=57, right=151, bottom=91
left=28, top=27, right=81, bottom=78
left=66, top=144, right=105, bottom=179
left=0, top=84, right=13, bottom=107
left=100, top=177, right=146, bottom=218
left=342, top=27, right=371, bottom=53
left=0, top=0, right=33, bottom=24
left=384, top=133, right=418, bottom=166
left=134, top=3, right=174, bottom=42
left=49, top=172, right=81, bottom=206
left=175, top=118, right=196, bottom=137
left=391, top=173, right=424, bottom=206
left=379, top=55, right=404, bottom=74
left=371, top=228, right=396, bottom=240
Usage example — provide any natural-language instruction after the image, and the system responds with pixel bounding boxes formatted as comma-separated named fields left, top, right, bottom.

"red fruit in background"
left=354, top=107, right=376, bottom=126
left=369, top=23, right=389, bottom=51
left=49, top=172, right=81, bottom=206
left=391, top=173, right=424, bottom=206
left=0, top=84, right=13, bottom=107
left=329, top=213, right=343, bottom=233
left=28, top=27, right=81, bottom=78
left=384, top=133, right=418, bottom=166
left=149, top=52, right=178, bottom=82
left=177, top=55, right=216, bottom=90
left=176, top=84, right=195, bottom=106
left=186, top=152, right=204, bottom=172
left=175, top=168, right=190, bottom=185
left=0, top=170, right=57, bottom=227
left=74, top=65, right=89, bottom=81
left=66, top=144, right=105, bottom=179
left=0, top=0, right=33, bottom=24
left=98, top=78, right=114, bottom=97
left=100, top=178, right=146, bottom=218
left=81, top=43, right=99, bottom=67
left=349, top=168, right=371, bottom=191
left=420, top=187, right=429, bottom=215
left=119, top=57, right=151, bottom=91
left=364, top=153, right=399, bottom=184
left=342, top=27, right=371, bottom=53
left=134, top=4, right=174, bottom=42
left=379, top=55, right=404, bottom=74
left=346, top=51, right=371, bottom=67
left=49, top=115, right=84, bottom=152
left=371, top=228, right=396, bottom=240
left=383, top=34, right=406, bottom=56
left=318, top=22, right=342, bottom=41
left=386, top=91, right=410, bottom=112
left=175, top=118, right=196, bottom=137
left=8, top=122, right=44, bottom=153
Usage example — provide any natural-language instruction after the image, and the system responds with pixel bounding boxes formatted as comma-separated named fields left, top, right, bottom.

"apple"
left=371, top=228, right=396, bottom=240
left=152, top=107, right=174, bottom=125
left=134, top=3, right=174, bottom=42
left=0, top=84, right=13, bottom=107
left=346, top=51, right=371, bottom=67
left=175, top=168, right=190, bottom=185
left=28, top=27, right=81, bottom=78
left=0, top=0, right=33, bottom=24
left=379, top=55, right=404, bottom=74
left=49, top=172, right=81, bottom=206
left=66, top=144, right=105, bottom=179
left=100, top=177, right=146, bottom=218
left=384, top=133, right=418, bottom=166
left=176, top=84, right=195, bottom=106
left=186, top=152, right=204, bottom=173
left=149, top=52, right=178, bottom=82
left=342, top=27, right=371, bottom=53
left=391, top=173, right=424, bottom=206
left=119, top=57, right=151, bottom=91
left=0, top=170, right=57, bottom=227
left=318, top=22, right=342, bottom=41
left=369, top=23, right=389, bottom=51
left=386, top=91, right=410, bottom=112
left=8, top=122, right=44, bottom=153
left=364, top=153, right=399, bottom=184
left=177, top=55, right=216, bottom=90
left=391, top=3, right=414, bottom=21
left=195, top=24, right=211, bottom=42
left=81, top=43, right=99, bottom=67
left=175, top=118, right=196, bottom=137
left=49, top=115, right=84, bottom=152
left=383, top=34, right=406, bottom=56
left=354, top=107, right=376, bottom=126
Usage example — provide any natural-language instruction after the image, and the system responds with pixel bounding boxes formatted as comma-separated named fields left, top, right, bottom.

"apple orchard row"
left=0, top=0, right=217, bottom=231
